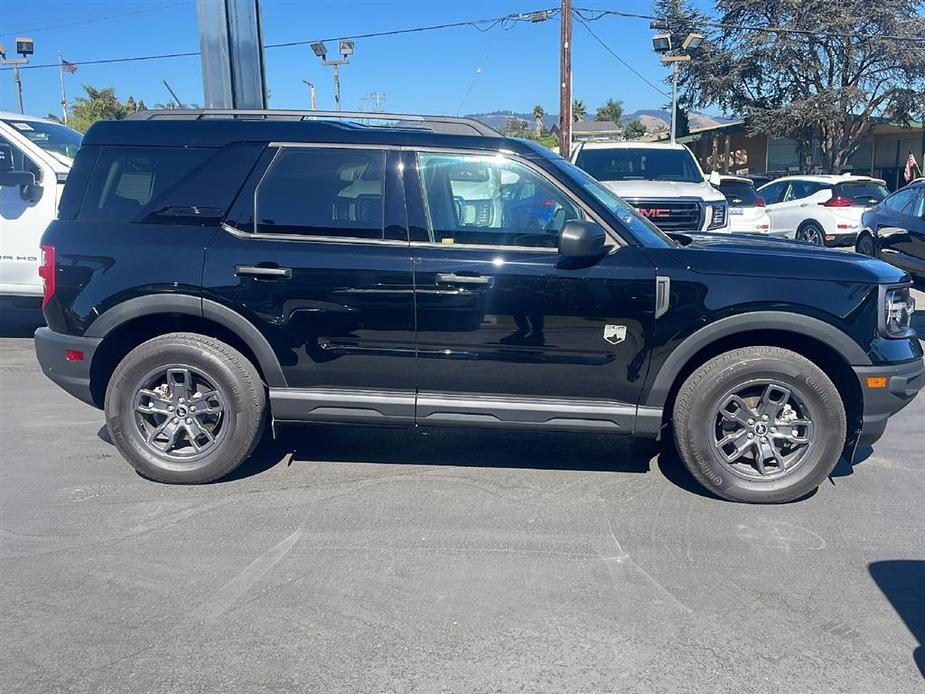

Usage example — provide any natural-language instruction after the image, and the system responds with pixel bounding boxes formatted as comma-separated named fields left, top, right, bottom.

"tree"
left=572, top=98, right=587, bottom=122
left=502, top=114, right=530, bottom=137
left=70, top=86, right=140, bottom=133
left=624, top=119, right=647, bottom=140
left=673, top=103, right=690, bottom=138
left=675, top=0, right=925, bottom=172
left=532, top=104, right=545, bottom=136
left=594, top=98, right=624, bottom=126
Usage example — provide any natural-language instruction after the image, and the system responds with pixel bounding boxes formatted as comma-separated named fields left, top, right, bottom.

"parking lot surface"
left=1, top=296, right=924, bottom=692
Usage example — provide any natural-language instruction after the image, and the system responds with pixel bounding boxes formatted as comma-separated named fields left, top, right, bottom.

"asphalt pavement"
left=1, top=293, right=923, bottom=693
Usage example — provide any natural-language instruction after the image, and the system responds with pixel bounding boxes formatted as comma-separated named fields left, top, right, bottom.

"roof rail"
left=127, top=109, right=500, bottom=136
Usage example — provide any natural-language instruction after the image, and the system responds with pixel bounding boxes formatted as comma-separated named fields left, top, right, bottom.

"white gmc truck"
left=0, top=112, right=81, bottom=305
left=571, top=141, right=730, bottom=234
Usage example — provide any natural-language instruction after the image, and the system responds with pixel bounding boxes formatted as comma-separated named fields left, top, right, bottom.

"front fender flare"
left=642, top=311, right=871, bottom=409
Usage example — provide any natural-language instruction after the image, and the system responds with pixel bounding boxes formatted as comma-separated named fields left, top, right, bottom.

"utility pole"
left=302, top=80, right=316, bottom=110
left=370, top=91, right=385, bottom=112
left=670, top=62, right=678, bottom=143
left=559, top=0, right=572, bottom=159
left=1, top=39, right=33, bottom=114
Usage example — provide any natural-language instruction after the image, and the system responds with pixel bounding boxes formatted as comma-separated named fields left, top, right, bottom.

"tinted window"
left=717, top=181, right=758, bottom=206
left=417, top=152, right=581, bottom=248
left=759, top=181, right=786, bottom=204
left=575, top=147, right=701, bottom=183
left=883, top=188, right=917, bottom=214
left=80, top=147, right=211, bottom=221
left=255, top=148, right=384, bottom=239
left=835, top=181, right=888, bottom=206
left=913, top=190, right=925, bottom=219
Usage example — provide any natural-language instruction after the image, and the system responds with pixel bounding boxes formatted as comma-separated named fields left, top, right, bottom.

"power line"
left=573, top=6, right=925, bottom=43
left=1, top=7, right=560, bottom=72
left=574, top=16, right=669, bottom=98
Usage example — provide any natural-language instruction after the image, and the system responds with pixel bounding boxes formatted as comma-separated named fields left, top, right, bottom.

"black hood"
left=662, top=232, right=909, bottom=284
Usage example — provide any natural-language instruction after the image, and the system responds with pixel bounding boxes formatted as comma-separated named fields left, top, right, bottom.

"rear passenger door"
left=204, top=145, right=417, bottom=424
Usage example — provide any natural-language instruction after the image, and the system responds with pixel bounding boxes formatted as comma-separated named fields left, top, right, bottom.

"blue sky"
left=0, top=0, right=715, bottom=120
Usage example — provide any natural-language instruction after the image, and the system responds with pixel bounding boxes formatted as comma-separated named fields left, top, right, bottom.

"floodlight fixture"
left=652, top=33, right=672, bottom=53
left=310, top=41, right=327, bottom=59
left=682, top=32, right=704, bottom=50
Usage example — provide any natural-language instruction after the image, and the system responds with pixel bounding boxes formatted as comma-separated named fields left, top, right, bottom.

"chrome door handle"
left=234, top=264, right=292, bottom=279
left=436, top=273, right=492, bottom=285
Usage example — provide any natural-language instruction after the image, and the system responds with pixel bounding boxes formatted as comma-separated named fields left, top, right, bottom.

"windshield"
left=575, top=146, right=702, bottom=183
left=834, top=181, right=889, bottom=205
left=541, top=152, right=675, bottom=248
left=2, top=119, right=82, bottom=163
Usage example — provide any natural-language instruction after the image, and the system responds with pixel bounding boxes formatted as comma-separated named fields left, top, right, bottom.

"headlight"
left=880, top=285, right=916, bottom=338
left=707, top=202, right=728, bottom=230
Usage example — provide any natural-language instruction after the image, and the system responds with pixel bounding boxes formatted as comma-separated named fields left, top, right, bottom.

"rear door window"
left=784, top=180, right=821, bottom=201
left=79, top=146, right=211, bottom=221
left=253, top=147, right=385, bottom=239
left=883, top=188, right=917, bottom=214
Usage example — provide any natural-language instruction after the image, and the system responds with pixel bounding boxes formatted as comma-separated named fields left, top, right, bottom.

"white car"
left=0, top=112, right=81, bottom=305
left=756, top=174, right=889, bottom=246
left=571, top=141, right=729, bottom=234
left=715, top=175, right=776, bottom=236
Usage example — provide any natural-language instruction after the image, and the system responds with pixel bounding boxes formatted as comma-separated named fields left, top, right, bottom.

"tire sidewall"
left=679, top=354, right=845, bottom=503
left=106, top=339, right=260, bottom=483
left=798, top=222, right=824, bottom=246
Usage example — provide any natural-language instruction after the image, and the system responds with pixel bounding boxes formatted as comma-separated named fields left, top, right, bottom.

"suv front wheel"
left=672, top=346, right=846, bottom=503
left=105, top=333, right=267, bottom=483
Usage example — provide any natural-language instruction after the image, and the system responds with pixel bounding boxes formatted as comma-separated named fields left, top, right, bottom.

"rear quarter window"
left=78, top=146, right=211, bottom=221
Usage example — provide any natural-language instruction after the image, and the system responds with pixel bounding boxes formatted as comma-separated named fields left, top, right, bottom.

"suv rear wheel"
left=672, top=346, right=846, bottom=503
left=105, top=333, right=266, bottom=483
left=796, top=222, right=825, bottom=246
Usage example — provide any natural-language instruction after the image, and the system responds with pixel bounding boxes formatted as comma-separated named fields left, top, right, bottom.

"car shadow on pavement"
left=869, top=561, right=925, bottom=678
left=219, top=424, right=654, bottom=483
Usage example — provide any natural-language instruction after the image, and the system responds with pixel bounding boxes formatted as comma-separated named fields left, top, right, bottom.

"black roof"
left=82, top=109, right=533, bottom=155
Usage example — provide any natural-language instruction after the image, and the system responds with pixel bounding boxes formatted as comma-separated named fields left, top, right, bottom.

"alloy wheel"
left=131, top=366, right=226, bottom=461
left=797, top=224, right=824, bottom=245
left=710, top=380, right=816, bottom=479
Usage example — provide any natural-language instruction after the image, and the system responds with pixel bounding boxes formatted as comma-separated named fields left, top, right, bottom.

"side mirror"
left=559, top=220, right=607, bottom=259
left=709, top=171, right=722, bottom=186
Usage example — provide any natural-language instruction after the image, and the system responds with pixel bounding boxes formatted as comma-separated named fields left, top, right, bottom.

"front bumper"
left=34, top=327, right=102, bottom=408
left=853, top=358, right=925, bottom=446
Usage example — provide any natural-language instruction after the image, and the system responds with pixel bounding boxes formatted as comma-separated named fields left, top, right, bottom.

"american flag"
left=904, top=152, right=919, bottom=183
left=60, top=59, right=78, bottom=74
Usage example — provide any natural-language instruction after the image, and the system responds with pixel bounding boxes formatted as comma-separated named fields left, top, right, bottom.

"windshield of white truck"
left=2, top=119, right=83, bottom=164
left=575, top=147, right=702, bottom=184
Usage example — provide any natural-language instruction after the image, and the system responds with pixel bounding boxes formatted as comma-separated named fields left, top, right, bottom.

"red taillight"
left=753, top=197, right=766, bottom=207
left=65, top=350, right=84, bottom=362
left=820, top=195, right=854, bottom=207
left=38, top=244, right=55, bottom=310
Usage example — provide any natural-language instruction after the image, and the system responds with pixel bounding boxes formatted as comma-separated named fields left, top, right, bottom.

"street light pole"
left=311, top=40, right=353, bottom=113
left=302, top=80, right=316, bottom=110
left=670, top=61, right=678, bottom=143
left=332, top=63, right=341, bottom=111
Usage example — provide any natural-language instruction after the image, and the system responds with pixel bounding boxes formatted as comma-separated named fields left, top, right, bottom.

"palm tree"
left=572, top=98, right=586, bottom=123
left=532, top=104, right=545, bottom=136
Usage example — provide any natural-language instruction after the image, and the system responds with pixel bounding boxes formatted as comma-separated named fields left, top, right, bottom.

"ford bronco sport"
left=35, top=110, right=923, bottom=503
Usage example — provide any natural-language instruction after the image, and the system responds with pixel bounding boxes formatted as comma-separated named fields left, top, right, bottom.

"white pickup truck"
left=0, top=112, right=81, bottom=305
left=571, top=141, right=729, bottom=234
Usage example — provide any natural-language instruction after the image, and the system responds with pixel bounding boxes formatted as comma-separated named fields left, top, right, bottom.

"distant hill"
left=466, top=109, right=736, bottom=134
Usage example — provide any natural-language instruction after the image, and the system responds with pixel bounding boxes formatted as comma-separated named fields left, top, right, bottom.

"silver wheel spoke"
left=193, top=390, right=224, bottom=415
left=755, top=437, right=784, bottom=476
left=185, top=418, right=214, bottom=452
left=758, top=384, right=791, bottom=419
left=167, top=368, right=192, bottom=402
left=135, top=389, right=173, bottom=416
left=715, top=430, right=753, bottom=463
left=719, top=394, right=754, bottom=427
left=774, top=418, right=813, bottom=444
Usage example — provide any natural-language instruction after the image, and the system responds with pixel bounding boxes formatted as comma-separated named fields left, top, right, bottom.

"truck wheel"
left=672, top=346, right=846, bottom=503
left=105, top=333, right=266, bottom=484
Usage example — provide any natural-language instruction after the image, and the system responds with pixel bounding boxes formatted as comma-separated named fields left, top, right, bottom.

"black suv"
left=34, top=110, right=923, bottom=503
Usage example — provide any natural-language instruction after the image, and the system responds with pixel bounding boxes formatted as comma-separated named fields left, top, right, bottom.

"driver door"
left=405, top=149, right=656, bottom=429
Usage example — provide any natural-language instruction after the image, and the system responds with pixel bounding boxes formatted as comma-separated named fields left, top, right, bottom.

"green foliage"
left=532, top=104, right=545, bottom=135
left=572, top=98, right=587, bottom=122
left=674, top=104, right=690, bottom=138
left=623, top=119, right=647, bottom=140
left=594, top=99, right=624, bottom=126
left=70, top=85, right=142, bottom=133
left=675, top=0, right=925, bottom=171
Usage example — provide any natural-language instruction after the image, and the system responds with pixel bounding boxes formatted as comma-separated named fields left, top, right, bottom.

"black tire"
left=796, top=222, right=825, bottom=246
left=856, top=232, right=877, bottom=258
left=105, top=333, right=266, bottom=483
left=672, top=346, right=846, bottom=503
